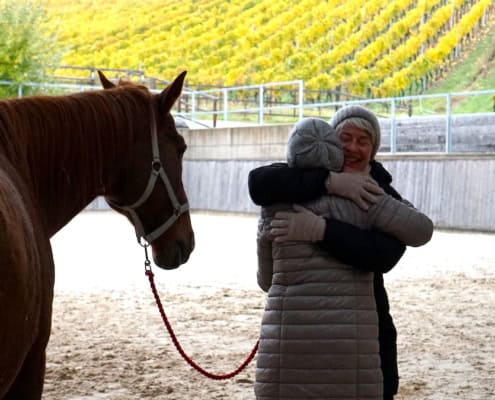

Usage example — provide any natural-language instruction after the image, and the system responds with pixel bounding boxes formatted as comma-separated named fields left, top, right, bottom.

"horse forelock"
left=0, top=85, right=155, bottom=225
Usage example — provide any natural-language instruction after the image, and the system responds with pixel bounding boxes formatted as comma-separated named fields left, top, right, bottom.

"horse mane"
left=0, top=83, right=154, bottom=214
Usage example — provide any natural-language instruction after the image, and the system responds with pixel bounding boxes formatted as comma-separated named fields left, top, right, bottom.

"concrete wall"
left=179, top=114, right=495, bottom=232
left=181, top=112, right=495, bottom=157
left=182, top=155, right=495, bottom=232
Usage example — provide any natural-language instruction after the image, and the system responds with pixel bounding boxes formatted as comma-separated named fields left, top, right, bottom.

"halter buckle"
left=152, top=159, right=161, bottom=171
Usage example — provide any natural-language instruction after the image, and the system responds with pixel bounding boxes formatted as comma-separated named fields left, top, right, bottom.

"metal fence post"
left=223, top=88, right=228, bottom=122
left=259, top=85, right=264, bottom=125
left=17, top=84, right=23, bottom=98
left=191, top=91, right=196, bottom=121
left=390, top=98, right=397, bottom=153
left=446, top=93, right=452, bottom=153
left=298, top=80, right=304, bottom=120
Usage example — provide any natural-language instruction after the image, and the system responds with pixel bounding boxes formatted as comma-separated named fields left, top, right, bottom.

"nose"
left=344, top=139, right=358, bottom=153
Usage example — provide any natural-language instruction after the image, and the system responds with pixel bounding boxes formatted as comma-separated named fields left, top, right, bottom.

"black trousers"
left=375, top=275, right=400, bottom=398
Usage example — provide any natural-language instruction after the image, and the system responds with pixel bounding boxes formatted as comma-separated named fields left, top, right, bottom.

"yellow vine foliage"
left=41, top=0, right=493, bottom=98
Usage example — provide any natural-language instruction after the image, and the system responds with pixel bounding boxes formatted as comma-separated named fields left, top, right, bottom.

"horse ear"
left=159, top=71, right=187, bottom=113
left=98, top=70, right=116, bottom=89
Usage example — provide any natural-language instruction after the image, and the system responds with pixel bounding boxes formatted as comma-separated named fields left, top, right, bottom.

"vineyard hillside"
left=43, top=0, right=495, bottom=98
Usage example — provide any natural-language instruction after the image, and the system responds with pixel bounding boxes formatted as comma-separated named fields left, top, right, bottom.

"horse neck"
left=0, top=91, right=147, bottom=237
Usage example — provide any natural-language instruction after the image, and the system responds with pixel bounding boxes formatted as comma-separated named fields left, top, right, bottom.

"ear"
left=159, top=71, right=187, bottom=113
left=98, top=70, right=116, bottom=89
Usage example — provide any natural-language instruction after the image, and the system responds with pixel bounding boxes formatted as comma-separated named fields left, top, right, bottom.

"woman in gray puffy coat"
left=255, top=118, right=433, bottom=399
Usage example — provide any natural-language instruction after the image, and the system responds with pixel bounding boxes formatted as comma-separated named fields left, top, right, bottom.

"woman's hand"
left=270, top=205, right=325, bottom=243
left=325, top=171, right=384, bottom=210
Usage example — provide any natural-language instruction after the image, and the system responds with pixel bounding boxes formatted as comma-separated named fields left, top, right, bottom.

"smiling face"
left=339, top=124, right=373, bottom=173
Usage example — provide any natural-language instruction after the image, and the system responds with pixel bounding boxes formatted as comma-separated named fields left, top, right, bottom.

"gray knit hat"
left=286, top=118, right=343, bottom=171
left=330, top=105, right=381, bottom=158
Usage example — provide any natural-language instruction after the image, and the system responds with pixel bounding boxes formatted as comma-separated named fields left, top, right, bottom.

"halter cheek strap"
left=110, top=108, right=189, bottom=243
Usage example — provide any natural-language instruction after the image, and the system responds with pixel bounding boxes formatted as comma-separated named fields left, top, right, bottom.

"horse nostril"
left=190, top=233, right=195, bottom=252
left=177, top=241, right=190, bottom=264
left=173, top=247, right=183, bottom=267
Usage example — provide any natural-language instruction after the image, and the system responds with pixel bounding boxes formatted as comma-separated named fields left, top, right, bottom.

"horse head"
left=98, top=70, right=194, bottom=270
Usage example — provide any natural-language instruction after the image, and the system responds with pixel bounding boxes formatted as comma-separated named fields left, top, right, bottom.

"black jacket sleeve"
left=248, top=161, right=407, bottom=273
left=248, top=163, right=328, bottom=206
left=321, top=218, right=406, bottom=273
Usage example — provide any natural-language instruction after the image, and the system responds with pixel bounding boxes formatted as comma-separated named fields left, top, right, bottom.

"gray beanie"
left=287, top=118, right=343, bottom=171
left=330, top=105, right=381, bottom=158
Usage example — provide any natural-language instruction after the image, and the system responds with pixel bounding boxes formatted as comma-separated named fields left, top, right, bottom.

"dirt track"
left=44, top=212, right=495, bottom=399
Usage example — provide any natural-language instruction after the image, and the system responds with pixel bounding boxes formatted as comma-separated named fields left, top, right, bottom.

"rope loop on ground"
left=145, top=268, right=259, bottom=380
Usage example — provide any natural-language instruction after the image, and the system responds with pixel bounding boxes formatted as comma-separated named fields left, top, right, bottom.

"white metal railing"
left=2, top=79, right=495, bottom=153
left=181, top=80, right=305, bottom=124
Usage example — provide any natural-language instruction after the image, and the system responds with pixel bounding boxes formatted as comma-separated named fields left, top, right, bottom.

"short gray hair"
left=335, top=117, right=376, bottom=138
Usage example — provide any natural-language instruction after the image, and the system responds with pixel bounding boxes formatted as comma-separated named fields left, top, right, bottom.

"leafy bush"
left=0, top=1, right=60, bottom=97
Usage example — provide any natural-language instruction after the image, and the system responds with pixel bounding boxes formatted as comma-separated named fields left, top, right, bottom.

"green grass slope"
left=424, top=14, right=495, bottom=112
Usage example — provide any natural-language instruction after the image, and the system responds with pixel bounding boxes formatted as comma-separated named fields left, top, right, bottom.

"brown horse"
left=0, top=71, right=195, bottom=398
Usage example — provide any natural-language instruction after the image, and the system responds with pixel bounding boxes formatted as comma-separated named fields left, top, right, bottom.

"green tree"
left=0, top=1, right=60, bottom=97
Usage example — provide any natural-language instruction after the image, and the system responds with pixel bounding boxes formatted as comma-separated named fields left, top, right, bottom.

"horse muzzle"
left=152, top=234, right=195, bottom=270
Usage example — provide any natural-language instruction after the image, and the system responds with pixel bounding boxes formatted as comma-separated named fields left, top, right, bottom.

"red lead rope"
left=145, top=268, right=259, bottom=380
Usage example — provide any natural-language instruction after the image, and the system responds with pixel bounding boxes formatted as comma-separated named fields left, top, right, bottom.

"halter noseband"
left=110, top=108, right=189, bottom=244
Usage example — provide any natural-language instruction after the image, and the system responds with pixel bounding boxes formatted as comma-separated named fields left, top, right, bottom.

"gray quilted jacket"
left=255, top=193, right=433, bottom=399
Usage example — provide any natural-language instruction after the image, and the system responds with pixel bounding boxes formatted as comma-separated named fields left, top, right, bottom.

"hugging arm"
left=248, top=163, right=328, bottom=205
left=368, top=195, right=434, bottom=247
left=248, top=163, right=406, bottom=273
left=321, top=219, right=406, bottom=273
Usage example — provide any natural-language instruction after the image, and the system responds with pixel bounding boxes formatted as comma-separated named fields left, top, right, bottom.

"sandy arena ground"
left=44, top=211, right=495, bottom=399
